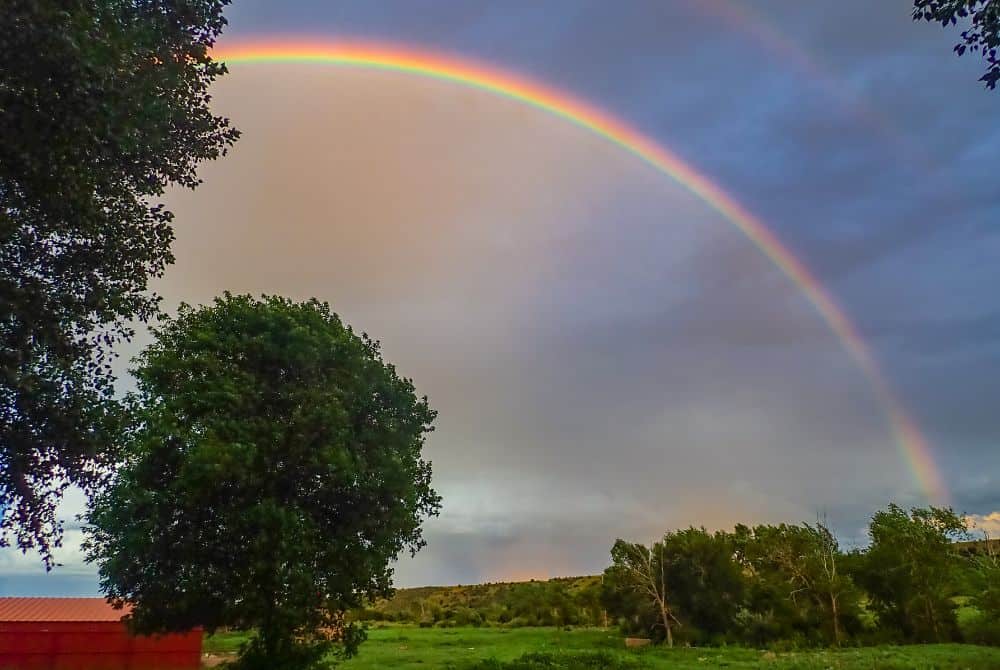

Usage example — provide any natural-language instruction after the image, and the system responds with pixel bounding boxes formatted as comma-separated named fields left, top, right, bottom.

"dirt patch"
left=202, top=651, right=237, bottom=667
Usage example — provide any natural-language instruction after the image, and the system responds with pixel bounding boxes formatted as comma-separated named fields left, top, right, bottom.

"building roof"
left=0, top=598, right=132, bottom=622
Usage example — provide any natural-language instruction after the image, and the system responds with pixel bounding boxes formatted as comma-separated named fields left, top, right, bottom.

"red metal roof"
left=0, top=598, right=132, bottom=622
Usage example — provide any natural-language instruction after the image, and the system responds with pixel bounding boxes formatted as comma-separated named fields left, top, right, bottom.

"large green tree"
left=659, top=528, right=744, bottom=643
left=85, top=295, right=441, bottom=669
left=913, top=0, right=1000, bottom=89
left=0, top=0, right=238, bottom=562
left=602, top=529, right=744, bottom=646
left=853, top=504, right=967, bottom=642
left=735, top=523, right=862, bottom=646
left=603, top=539, right=677, bottom=645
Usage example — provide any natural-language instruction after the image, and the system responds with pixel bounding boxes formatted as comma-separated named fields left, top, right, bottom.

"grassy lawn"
left=204, top=625, right=1000, bottom=669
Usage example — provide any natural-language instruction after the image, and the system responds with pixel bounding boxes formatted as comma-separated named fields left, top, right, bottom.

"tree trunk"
left=926, top=595, right=940, bottom=640
left=263, top=596, right=278, bottom=661
left=658, top=599, right=673, bottom=647
left=830, top=594, right=841, bottom=646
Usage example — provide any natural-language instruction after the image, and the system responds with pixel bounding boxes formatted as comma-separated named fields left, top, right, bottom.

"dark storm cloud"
left=6, top=1, right=997, bottom=592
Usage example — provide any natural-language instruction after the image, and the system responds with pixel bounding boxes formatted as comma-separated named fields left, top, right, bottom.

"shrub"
left=965, top=616, right=1000, bottom=646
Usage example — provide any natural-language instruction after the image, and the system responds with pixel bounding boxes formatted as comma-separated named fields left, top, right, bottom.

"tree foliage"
left=852, top=505, right=968, bottom=642
left=85, top=295, right=440, bottom=669
left=735, top=523, right=863, bottom=646
left=965, top=536, right=1000, bottom=644
left=360, top=503, right=992, bottom=650
left=913, top=0, right=1000, bottom=89
left=0, top=0, right=238, bottom=563
left=603, top=529, right=743, bottom=646
left=660, top=528, right=744, bottom=643
left=603, top=539, right=676, bottom=645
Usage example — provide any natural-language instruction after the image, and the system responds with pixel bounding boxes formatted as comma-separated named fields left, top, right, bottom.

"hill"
left=354, top=576, right=605, bottom=627
left=956, top=538, right=1000, bottom=556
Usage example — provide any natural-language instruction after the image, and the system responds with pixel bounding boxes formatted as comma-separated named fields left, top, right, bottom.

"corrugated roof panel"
left=0, top=598, right=131, bottom=622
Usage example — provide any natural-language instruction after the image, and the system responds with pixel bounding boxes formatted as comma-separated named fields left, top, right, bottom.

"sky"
left=3, top=0, right=999, bottom=595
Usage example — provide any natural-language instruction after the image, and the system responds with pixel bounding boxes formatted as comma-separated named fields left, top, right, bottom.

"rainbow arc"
left=215, top=40, right=947, bottom=504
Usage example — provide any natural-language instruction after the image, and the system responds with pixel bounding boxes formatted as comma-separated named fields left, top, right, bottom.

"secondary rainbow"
left=693, top=0, right=928, bottom=165
left=215, top=40, right=948, bottom=504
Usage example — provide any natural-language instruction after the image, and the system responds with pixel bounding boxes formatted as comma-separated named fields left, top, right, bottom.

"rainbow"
left=214, top=40, right=948, bottom=504
left=692, top=0, right=927, bottom=165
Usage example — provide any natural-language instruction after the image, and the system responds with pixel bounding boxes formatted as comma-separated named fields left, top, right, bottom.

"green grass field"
left=203, top=625, right=1000, bottom=669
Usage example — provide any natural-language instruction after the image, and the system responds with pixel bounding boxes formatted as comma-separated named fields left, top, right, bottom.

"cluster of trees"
left=351, top=507, right=1000, bottom=653
left=603, top=505, right=1000, bottom=649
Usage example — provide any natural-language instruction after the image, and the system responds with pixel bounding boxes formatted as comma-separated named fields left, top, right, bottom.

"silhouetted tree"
left=1, top=0, right=238, bottom=563
left=913, top=0, right=1000, bottom=89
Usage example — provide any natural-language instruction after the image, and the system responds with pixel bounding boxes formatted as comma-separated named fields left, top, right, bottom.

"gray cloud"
left=5, top=1, right=997, bottom=591
left=141, top=64, right=927, bottom=585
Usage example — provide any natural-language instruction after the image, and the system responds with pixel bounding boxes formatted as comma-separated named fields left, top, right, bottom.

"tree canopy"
left=602, top=514, right=975, bottom=648
left=0, top=0, right=238, bottom=563
left=353, top=503, right=995, bottom=649
left=853, top=504, right=968, bottom=642
left=602, top=528, right=744, bottom=646
left=734, top=522, right=862, bottom=646
left=913, top=0, right=1000, bottom=89
left=965, top=538, right=1000, bottom=644
left=85, top=295, right=440, bottom=669
left=603, top=538, right=676, bottom=646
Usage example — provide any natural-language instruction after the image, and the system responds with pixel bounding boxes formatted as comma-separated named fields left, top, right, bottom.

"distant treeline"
left=353, top=504, right=999, bottom=649
left=352, top=576, right=605, bottom=628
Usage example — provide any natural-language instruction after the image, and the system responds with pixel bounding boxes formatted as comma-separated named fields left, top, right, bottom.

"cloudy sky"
left=4, top=0, right=999, bottom=594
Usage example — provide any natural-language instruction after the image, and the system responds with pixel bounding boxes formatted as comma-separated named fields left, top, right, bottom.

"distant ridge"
left=955, top=538, right=1000, bottom=555
left=356, top=575, right=604, bottom=627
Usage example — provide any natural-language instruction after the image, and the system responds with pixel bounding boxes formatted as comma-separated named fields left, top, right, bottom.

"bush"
left=451, top=606, right=484, bottom=627
left=964, top=613, right=1000, bottom=646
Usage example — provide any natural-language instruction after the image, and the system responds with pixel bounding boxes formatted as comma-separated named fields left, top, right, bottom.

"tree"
left=963, top=530, right=1000, bottom=644
left=660, top=528, right=744, bottom=643
left=1, top=0, right=239, bottom=563
left=603, top=529, right=745, bottom=646
left=853, top=504, right=967, bottom=642
left=574, top=578, right=607, bottom=628
left=604, top=539, right=678, bottom=646
left=913, top=0, right=1000, bottom=89
left=972, top=532, right=1000, bottom=614
left=84, top=295, right=441, bottom=669
left=736, top=523, right=862, bottom=646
